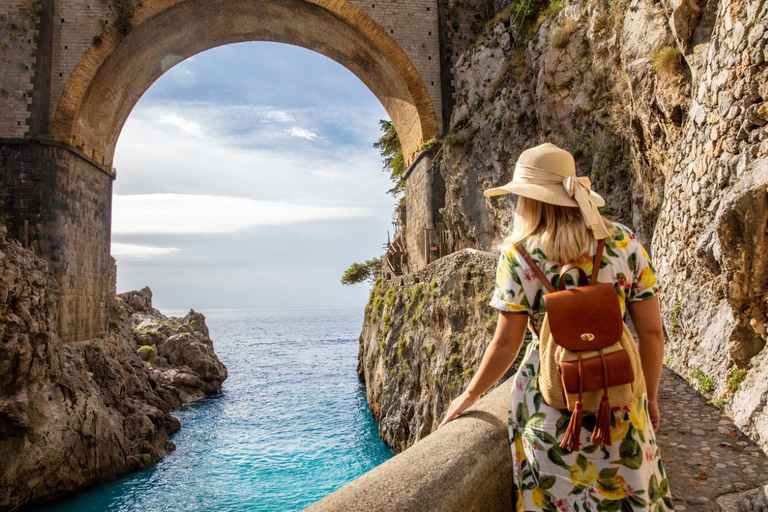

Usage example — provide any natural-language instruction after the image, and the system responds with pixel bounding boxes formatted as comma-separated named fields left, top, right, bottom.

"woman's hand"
left=437, top=390, right=478, bottom=429
left=648, top=397, right=660, bottom=432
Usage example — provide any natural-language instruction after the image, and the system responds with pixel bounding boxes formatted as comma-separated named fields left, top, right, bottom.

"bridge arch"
left=52, top=0, right=440, bottom=167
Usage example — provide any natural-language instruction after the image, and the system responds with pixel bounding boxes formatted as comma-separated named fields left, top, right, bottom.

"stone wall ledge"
left=306, top=378, right=514, bottom=512
left=0, top=136, right=115, bottom=178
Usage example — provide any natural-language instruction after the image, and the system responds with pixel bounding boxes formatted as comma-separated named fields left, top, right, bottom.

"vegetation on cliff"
left=340, top=257, right=382, bottom=285
left=373, top=119, right=406, bottom=197
left=358, top=249, right=522, bottom=452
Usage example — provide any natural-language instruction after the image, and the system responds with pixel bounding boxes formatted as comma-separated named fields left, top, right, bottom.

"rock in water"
left=0, top=232, right=227, bottom=510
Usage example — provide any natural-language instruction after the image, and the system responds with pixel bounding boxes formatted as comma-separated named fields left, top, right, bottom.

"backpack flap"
left=543, top=282, right=623, bottom=351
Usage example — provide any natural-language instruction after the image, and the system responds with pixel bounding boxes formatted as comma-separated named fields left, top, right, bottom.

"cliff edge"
left=0, top=226, right=227, bottom=510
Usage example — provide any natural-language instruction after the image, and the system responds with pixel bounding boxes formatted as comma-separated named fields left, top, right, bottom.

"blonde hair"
left=501, top=196, right=614, bottom=263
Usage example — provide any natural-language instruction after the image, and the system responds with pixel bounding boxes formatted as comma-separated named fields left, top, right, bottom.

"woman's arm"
left=627, top=295, right=665, bottom=431
left=437, top=311, right=529, bottom=428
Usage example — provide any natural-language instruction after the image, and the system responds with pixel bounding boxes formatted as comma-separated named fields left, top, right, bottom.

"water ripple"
left=37, top=307, right=393, bottom=512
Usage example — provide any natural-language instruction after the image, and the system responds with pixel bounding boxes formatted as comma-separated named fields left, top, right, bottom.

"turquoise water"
left=39, top=307, right=394, bottom=512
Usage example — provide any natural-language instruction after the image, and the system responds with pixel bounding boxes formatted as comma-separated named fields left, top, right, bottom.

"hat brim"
left=483, top=183, right=606, bottom=208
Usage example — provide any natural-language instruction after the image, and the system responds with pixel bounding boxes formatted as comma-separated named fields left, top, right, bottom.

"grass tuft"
left=651, top=46, right=683, bottom=78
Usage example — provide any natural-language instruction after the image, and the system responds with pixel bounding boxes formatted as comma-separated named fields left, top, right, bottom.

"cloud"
left=112, top=112, right=396, bottom=216
left=112, top=194, right=374, bottom=235
left=112, top=243, right=180, bottom=259
left=287, top=127, right=320, bottom=140
left=157, top=113, right=204, bottom=137
left=261, top=107, right=294, bottom=123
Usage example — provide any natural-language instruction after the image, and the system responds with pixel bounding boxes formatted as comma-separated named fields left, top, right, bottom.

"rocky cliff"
left=362, top=0, right=768, bottom=453
left=358, top=248, right=524, bottom=451
left=0, top=227, right=227, bottom=510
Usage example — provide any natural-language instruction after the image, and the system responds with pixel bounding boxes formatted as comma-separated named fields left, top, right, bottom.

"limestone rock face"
left=119, top=291, right=228, bottom=402
left=432, top=0, right=768, bottom=452
left=0, top=232, right=227, bottom=509
left=358, top=249, right=522, bottom=452
left=363, top=0, right=767, bottom=454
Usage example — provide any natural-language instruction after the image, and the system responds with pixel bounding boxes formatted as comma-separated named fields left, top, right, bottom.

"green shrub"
left=410, top=284, right=423, bottom=303
left=341, top=257, right=382, bottom=285
left=373, top=119, right=404, bottom=196
left=397, top=335, right=407, bottom=358
left=382, top=312, right=392, bottom=332
left=549, top=20, right=577, bottom=49
left=384, top=287, right=398, bottom=309
left=727, top=367, right=748, bottom=393
left=690, top=366, right=716, bottom=394
left=670, top=298, right=683, bottom=331
left=137, top=345, right=155, bottom=361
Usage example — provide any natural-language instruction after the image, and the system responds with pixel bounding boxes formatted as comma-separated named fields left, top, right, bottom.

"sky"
left=111, top=42, right=397, bottom=311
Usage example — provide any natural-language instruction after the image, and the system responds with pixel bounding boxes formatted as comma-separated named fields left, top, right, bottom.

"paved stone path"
left=657, top=368, right=768, bottom=511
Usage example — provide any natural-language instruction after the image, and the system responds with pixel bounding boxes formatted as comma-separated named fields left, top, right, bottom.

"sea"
left=37, top=307, right=394, bottom=512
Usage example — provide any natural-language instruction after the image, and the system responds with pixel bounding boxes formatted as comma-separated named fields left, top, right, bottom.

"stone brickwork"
left=46, top=0, right=443, bottom=138
left=0, top=0, right=449, bottom=342
left=48, top=0, right=112, bottom=128
left=0, top=0, right=42, bottom=138
left=0, top=0, right=444, bottom=164
left=405, top=149, right=445, bottom=271
left=0, top=139, right=115, bottom=341
left=347, top=0, right=442, bottom=131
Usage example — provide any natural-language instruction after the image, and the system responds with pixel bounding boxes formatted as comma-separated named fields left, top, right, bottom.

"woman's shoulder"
left=607, top=221, right=636, bottom=240
left=499, top=241, right=523, bottom=262
left=605, top=221, right=642, bottom=251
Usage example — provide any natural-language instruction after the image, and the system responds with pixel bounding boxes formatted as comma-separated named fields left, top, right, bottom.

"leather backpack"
left=515, top=239, right=646, bottom=451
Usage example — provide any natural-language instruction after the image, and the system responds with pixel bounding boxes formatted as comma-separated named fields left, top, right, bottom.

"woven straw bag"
left=516, top=239, right=646, bottom=451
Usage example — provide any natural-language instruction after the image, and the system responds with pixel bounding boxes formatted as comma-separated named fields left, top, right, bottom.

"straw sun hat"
left=483, top=142, right=610, bottom=239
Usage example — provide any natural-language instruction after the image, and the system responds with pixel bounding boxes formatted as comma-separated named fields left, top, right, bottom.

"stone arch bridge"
left=0, top=0, right=453, bottom=341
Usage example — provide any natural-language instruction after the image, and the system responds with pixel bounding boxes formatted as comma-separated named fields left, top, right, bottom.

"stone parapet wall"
left=306, top=377, right=514, bottom=512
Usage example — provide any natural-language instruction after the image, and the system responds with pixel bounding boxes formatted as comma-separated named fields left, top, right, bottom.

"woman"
left=437, top=143, right=673, bottom=511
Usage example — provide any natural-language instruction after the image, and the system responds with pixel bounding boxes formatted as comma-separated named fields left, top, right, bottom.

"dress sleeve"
left=628, top=242, right=661, bottom=301
left=488, top=248, right=530, bottom=314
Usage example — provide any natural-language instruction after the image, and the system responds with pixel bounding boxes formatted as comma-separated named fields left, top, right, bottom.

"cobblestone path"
left=657, top=368, right=768, bottom=511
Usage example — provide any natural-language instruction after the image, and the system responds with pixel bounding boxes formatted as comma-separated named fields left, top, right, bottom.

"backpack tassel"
left=561, top=353, right=584, bottom=452
left=561, top=400, right=583, bottom=451
left=590, top=350, right=613, bottom=447
left=590, top=392, right=612, bottom=446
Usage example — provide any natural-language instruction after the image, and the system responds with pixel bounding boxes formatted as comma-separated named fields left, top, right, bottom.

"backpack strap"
left=558, top=263, right=589, bottom=290
left=515, top=243, right=556, bottom=293
left=516, top=238, right=606, bottom=291
left=591, top=238, right=606, bottom=285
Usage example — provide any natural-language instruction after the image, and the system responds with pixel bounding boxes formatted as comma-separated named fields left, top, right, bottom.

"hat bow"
left=515, top=164, right=610, bottom=239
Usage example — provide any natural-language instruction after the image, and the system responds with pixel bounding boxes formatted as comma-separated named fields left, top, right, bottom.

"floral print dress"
left=489, top=222, right=673, bottom=512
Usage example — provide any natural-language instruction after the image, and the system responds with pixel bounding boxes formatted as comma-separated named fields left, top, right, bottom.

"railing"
left=383, top=229, right=409, bottom=277
left=424, top=221, right=451, bottom=265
